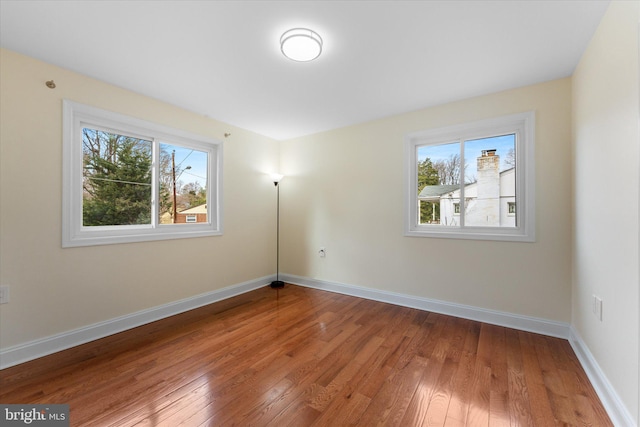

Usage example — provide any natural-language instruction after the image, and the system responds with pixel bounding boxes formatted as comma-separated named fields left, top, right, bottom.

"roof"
left=178, top=204, right=207, bottom=214
left=420, top=168, right=516, bottom=200
left=418, top=185, right=459, bottom=200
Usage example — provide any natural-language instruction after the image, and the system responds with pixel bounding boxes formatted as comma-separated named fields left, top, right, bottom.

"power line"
left=175, top=149, right=194, bottom=168
left=181, top=170, right=207, bottom=180
left=86, top=176, right=151, bottom=186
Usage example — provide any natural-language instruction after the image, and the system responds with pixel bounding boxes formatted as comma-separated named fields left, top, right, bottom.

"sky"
left=418, top=134, right=515, bottom=182
left=164, top=144, right=208, bottom=189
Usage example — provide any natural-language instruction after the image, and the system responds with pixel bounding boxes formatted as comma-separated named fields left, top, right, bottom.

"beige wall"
left=280, top=78, right=572, bottom=322
left=572, top=1, right=640, bottom=423
left=0, top=48, right=280, bottom=348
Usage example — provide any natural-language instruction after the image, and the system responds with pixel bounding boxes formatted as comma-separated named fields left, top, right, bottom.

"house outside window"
left=62, top=100, right=223, bottom=247
left=176, top=205, right=208, bottom=224
left=405, top=112, right=535, bottom=242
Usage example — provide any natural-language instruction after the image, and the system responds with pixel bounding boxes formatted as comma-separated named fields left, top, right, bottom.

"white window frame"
left=62, top=100, right=223, bottom=247
left=404, top=111, right=535, bottom=242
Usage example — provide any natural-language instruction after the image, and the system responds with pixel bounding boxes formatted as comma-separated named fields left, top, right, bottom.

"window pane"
left=417, top=142, right=461, bottom=226
left=405, top=111, right=533, bottom=241
left=159, top=143, right=208, bottom=225
left=82, top=128, right=152, bottom=226
left=463, top=134, right=516, bottom=227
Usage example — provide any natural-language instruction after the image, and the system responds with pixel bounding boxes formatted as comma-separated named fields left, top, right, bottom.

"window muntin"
left=63, top=100, right=223, bottom=247
left=405, top=112, right=534, bottom=242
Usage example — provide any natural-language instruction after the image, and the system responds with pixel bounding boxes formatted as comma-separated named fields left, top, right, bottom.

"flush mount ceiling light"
left=280, top=28, right=323, bottom=62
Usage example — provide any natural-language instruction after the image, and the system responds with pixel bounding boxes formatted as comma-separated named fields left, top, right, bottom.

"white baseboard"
left=0, top=276, right=271, bottom=369
left=569, top=326, right=637, bottom=427
left=281, top=274, right=570, bottom=338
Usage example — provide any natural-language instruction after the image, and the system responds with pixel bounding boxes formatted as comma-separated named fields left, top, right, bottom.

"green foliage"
left=180, top=182, right=207, bottom=210
left=82, top=129, right=152, bottom=226
left=417, top=158, right=440, bottom=223
left=417, top=158, right=440, bottom=192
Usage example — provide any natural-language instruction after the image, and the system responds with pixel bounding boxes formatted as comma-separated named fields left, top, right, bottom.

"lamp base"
left=270, top=280, right=285, bottom=289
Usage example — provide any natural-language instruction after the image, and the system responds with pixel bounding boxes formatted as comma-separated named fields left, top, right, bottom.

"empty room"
left=0, top=1, right=638, bottom=426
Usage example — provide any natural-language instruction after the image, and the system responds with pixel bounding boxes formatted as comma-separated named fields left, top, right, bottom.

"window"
left=405, top=112, right=535, bottom=242
left=63, top=100, right=223, bottom=247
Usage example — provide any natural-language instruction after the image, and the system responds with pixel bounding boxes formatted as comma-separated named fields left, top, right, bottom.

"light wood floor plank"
left=488, top=325, right=510, bottom=427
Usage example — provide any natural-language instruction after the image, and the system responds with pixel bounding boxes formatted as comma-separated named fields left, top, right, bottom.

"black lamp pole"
left=270, top=178, right=284, bottom=288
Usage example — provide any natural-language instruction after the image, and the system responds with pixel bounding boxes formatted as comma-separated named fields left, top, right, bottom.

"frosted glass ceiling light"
left=280, top=28, right=323, bottom=62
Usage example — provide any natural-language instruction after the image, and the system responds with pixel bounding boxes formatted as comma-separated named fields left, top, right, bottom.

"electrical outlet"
left=318, top=247, right=326, bottom=258
left=592, top=294, right=602, bottom=321
left=595, top=296, right=603, bottom=321
left=0, top=285, right=9, bottom=304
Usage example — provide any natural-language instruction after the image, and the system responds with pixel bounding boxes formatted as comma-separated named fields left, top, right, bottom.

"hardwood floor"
left=0, top=285, right=612, bottom=426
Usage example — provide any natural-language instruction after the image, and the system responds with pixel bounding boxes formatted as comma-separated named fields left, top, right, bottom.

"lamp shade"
left=271, top=173, right=284, bottom=183
left=280, top=28, right=323, bottom=62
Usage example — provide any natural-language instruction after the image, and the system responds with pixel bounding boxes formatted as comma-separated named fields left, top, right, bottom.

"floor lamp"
left=270, top=174, right=284, bottom=289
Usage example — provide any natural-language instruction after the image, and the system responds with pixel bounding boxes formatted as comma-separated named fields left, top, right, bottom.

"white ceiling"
left=0, top=1, right=609, bottom=140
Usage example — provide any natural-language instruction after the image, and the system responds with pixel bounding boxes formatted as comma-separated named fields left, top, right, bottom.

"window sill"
left=62, top=226, right=222, bottom=248
left=404, top=226, right=535, bottom=242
